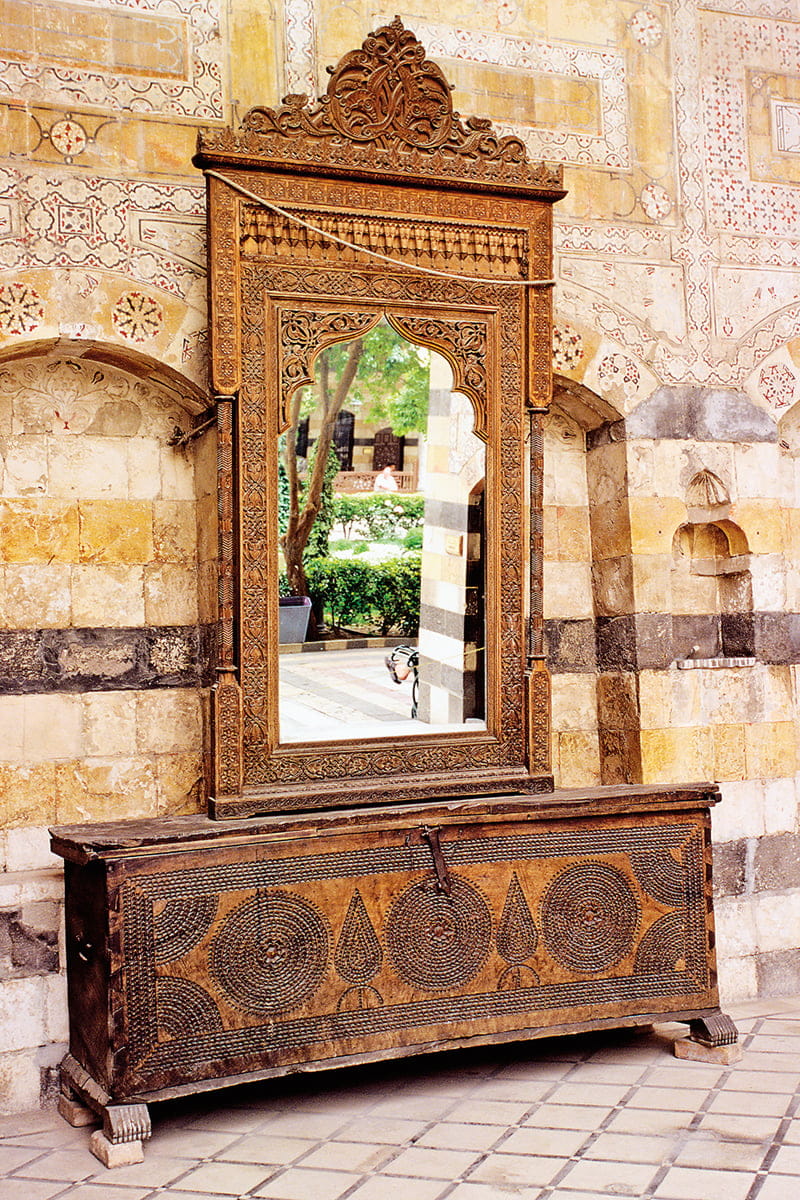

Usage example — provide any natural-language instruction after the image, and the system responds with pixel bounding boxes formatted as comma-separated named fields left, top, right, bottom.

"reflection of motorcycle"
left=385, top=645, right=419, bottom=718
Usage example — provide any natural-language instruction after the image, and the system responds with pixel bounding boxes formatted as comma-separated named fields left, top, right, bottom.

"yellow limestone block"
left=79, top=500, right=154, bottom=564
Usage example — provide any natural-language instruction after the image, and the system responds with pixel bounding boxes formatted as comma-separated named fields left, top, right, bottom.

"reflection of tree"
left=281, top=326, right=429, bottom=602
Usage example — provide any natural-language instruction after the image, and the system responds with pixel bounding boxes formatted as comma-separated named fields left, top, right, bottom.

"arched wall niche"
left=671, top=470, right=754, bottom=662
left=0, top=341, right=217, bottom=828
left=0, top=336, right=208, bottom=414
left=545, top=376, right=639, bottom=787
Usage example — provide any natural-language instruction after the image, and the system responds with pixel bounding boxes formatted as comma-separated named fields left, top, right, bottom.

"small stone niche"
left=672, top=470, right=753, bottom=663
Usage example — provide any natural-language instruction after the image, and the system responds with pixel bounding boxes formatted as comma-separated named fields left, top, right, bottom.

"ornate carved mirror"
left=196, top=18, right=564, bottom=818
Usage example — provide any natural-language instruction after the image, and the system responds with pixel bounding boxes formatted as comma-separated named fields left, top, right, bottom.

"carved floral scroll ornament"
left=197, top=18, right=563, bottom=193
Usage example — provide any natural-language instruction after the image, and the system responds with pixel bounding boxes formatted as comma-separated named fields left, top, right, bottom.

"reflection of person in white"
left=374, top=464, right=398, bottom=492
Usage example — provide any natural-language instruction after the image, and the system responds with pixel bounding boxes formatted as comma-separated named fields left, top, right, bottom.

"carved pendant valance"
left=196, top=17, right=563, bottom=197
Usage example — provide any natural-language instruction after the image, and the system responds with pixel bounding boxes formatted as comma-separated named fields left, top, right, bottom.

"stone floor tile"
left=725, top=1069, right=800, bottom=1093
left=582, top=1131, right=673, bottom=1163
left=444, top=1099, right=532, bottom=1125
left=738, top=1051, right=796, bottom=1072
left=382, top=1146, right=483, bottom=1178
left=695, top=1113, right=783, bottom=1142
left=1, top=1122, right=92, bottom=1149
left=605, top=1107, right=690, bottom=1137
left=367, top=1096, right=457, bottom=1121
left=466, top=1150, right=565, bottom=1188
left=754, top=1175, right=800, bottom=1200
left=149, top=1193, right=219, bottom=1200
left=522, top=1103, right=612, bottom=1131
left=148, top=1128, right=242, bottom=1159
left=494, top=1061, right=575, bottom=1081
left=416, top=1123, right=503, bottom=1153
left=0, top=1180, right=65, bottom=1200
left=647, top=1064, right=726, bottom=1088
left=253, top=1166, right=363, bottom=1199
left=0, top=1144, right=46, bottom=1171
left=256, top=1111, right=352, bottom=1138
left=333, top=1116, right=429, bottom=1144
left=559, top=1156, right=660, bottom=1194
left=83, top=1155, right=191, bottom=1188
left=170, top=1160, right=275, bottom=1193
left=653, top=1165, right=756, bottom=1200
left=298, top=1140, right=395, bottom=1173
left=755, top=1014, right=800, bottom=1029
left=213, top=1133, right=318, bottom=1165
left=707, top=1090, right=789, bottom=1116
left=785, top=1119, right=800, bottom=1144
left=751, top=1036, right=800, bottom=1054
left=497, top=1125, right=587, bottom=1158
left=625, top=1085, right=712, bottom=1110
left=186, top=1108, right=270, bottom=1134
left=472, top=1078, right=554, bottom=1103
left=50, top=1187, right=151, bottom=1200
left=673, top=1135, right=770, bottom=1172
left=568, top=1062, right=649, bottom=1084
left=13, top=1147, right=98, bottom=1182
left=545, top=1081, right=631, bottom=1107
left=770, top=1143, right=800, bottom=1173
left=445, top=1184, right=542, bottom=1200
left=346, top=1176, right=449, bottom=1200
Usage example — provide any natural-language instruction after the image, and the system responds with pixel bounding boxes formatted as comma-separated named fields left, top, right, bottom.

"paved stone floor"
left=1, top=998, right=799, bottom=1199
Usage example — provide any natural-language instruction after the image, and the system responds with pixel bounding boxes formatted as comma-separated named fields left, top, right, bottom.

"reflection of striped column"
left=416, top=382, right=485, bottom=724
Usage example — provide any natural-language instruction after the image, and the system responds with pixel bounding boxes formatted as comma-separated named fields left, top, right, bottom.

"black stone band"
left=546, top=613, right=800, bottom=673
left=0, top=625, right=217, bottom=695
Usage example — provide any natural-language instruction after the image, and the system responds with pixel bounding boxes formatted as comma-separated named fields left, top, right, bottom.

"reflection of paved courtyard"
left=279, top=644, right=485, bottom=743
left=279, top=645, right=419, bottom=742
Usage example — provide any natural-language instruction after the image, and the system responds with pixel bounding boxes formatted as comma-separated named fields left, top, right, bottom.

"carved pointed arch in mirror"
left=197, top=17, right=564, bottom=817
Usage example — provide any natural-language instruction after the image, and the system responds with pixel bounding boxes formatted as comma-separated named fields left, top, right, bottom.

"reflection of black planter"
left=279, top=596, right=312, bottom=643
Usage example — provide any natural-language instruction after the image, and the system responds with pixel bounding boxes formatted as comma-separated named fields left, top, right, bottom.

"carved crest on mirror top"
left=196, top=18, right=564, bottom=818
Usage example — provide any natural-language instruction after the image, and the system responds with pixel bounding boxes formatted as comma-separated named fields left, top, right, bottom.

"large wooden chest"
left=52, top=783, right=728, bottom=1119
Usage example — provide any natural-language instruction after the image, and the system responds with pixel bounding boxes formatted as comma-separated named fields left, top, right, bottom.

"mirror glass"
left=277, top=321, right=487, bottom=744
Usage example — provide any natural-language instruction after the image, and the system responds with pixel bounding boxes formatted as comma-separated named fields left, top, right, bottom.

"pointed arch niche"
left=545, top=376, right=640, bottom=786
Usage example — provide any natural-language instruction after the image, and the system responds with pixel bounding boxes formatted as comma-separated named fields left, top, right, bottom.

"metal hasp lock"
left=407, top=824, right=452, bottom=895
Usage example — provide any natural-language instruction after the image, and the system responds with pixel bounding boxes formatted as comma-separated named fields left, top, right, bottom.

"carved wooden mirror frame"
left=196, top=18, right=565, bottom=818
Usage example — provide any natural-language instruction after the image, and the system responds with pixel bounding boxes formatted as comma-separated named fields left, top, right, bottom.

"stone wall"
left=0, top=0, right=799, bottom=1113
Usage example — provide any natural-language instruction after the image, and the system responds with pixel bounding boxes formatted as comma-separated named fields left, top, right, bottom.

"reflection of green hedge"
left=333, top=494, right=423, bottom=540
left=306, top=555, right=421, bottom=636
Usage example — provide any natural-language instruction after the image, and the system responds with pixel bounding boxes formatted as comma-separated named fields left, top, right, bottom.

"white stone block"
left=48, top=436, right=129, bottom=499
left=159, top=444, right=196, bottom=500
left=754, top=890, right=800, bottom=953
left=543, top=561, right=594, bottom=620
left=23, top=694, right=83, bottom=761
left=750, top=554, right=786, bottom=610
left=551, top=675, right=598, bottom=733
left=127, top=438, right=162, bottom=500
left=761, top=666, right=794, bottom=723
left=717, top=956, right=758, bottom=1005
left=45, top=974, right=69, bottom=1043
left=546, top=448, right=589, bottom=507
left=715, top=896, right=758, bottom=961
left=4, top=827, right=59, bottom=872
left=0, top=1049, right=42, bottom=1115
left=713, top=780, right=766, bottom=842
left=763, top=777, right=798, bottom=835
left=0, top=976, right=47, bottom=1053
left=0, top=868, right=62, bottom=903
left=0, top=695, right=25, bottom=762
left=82, top=691, right=137, bottom=757
left=733, top=443, right=780, bottom=499
left=2, top=438, right=48, bottom=495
